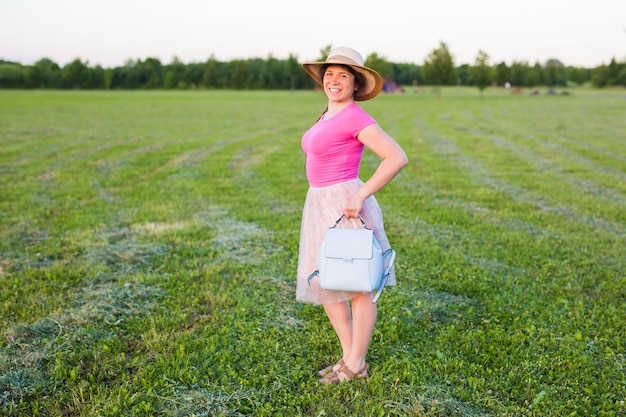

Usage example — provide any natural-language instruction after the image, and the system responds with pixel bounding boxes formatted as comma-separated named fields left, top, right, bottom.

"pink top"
left=301, top=103, right=376, bottom=187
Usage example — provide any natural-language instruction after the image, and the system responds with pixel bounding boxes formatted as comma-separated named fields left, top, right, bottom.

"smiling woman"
left=296, top=46, right=408, bottom=384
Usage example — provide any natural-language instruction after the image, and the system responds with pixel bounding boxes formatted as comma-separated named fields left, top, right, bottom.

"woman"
left=296, top=47, right=408, bottom=383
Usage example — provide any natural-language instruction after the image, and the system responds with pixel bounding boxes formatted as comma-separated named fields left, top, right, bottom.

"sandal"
left=318, top=359, right=345, bottom=377
left=319, top=364, right=369, bottom=384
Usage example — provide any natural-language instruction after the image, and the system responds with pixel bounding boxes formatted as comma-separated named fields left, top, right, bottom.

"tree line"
left=1, top=43, right=624, bottom=90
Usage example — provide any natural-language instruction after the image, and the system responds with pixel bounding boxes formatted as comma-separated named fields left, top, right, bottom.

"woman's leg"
left=344, top=292, right=377, bottom=374
left=324, top=293, right=377, bottom=379
left=323, top=301, right=353, bottom=361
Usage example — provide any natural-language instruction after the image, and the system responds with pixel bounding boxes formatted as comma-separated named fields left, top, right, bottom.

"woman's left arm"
left=344, top=123, right=409, bottom=218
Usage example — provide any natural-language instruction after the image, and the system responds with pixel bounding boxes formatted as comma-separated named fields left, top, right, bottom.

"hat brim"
left=302, top=61, right=383, bottom=101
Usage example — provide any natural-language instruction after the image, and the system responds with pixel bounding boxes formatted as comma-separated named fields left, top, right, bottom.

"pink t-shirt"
left=302, top=103, right=376, bottom=187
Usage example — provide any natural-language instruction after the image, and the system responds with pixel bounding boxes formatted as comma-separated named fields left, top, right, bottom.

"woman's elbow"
left=398, top=151, right=409, bottom=169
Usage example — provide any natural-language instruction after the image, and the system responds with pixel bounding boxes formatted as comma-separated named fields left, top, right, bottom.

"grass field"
left=0, top=88, right=624, bottom=416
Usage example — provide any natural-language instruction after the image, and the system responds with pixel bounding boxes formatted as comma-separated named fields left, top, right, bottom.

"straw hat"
left=302, top=47, right=383, bottom=101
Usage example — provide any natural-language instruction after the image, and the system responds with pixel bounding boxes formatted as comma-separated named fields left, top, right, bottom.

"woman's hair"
left=319, top=64, right=365, bottom=91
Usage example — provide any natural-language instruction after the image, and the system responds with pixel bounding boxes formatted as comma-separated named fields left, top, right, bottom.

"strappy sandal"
left=319, top=364, right=369, bottom=384
left=318, top=359, right=345, bottom=377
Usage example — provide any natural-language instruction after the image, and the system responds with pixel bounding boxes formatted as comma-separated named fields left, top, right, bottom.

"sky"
left=1, top=0, right=625, bottom=69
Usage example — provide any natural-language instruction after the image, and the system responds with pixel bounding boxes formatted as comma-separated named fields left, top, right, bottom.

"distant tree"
left=23, top=65, right=44, bottom=89
left=202, top=55, right=220, bottom=88
left=163, top=72, right=175, bottom=89
left=422, top=41, right=456, bottom=97
left=287, top=53, right=299, bottom=90
left=510, top=61, right=528, bottom=87
left=544, top=58, right=566, bottom=87
left=469, top=50, right=493, bottom=95
left=0, top=62, right=24, bottom=88
left=392, top=62, right=422, bottom=85
left=109, top=66, right=126, bottom=89
left=62, top=59, right=89, bottom=88
left=214, top=61, right=230, bottom=88
left=84, top=65, right=105, bottom=89
left=365, top=52, right=393, bottom=78
left=607, top=58, right=620, bottom=84
left=591, top=58, right=626, bottom=87
left=246, top=58, right=262, bottom=89
left=111, top=59, right=138, bottom=89
left=257, top=54, right=287, bottom=89
left=591, top=64, right=610, bottom=87
left=130, top=65, right=143, bottom=89
left=182, top=62, right=204, bottom=88
left=164, top=57, right=184, bottom=89
left=104, top=68, right=113, bottom=89
left=615, top=67, right=626, bottom=86
left=607, top=58, right=626, bottom=85
left=495, top=61, right=510, bottom=86
left=230, top=60, right=250, bottom=89
left=567, top=66, right=590, bottom=86
left=525, top=68, right=539, bottom=87
left=524, top=62, right=545, bottom=87
left=456, top=64, right=470, bottom=85
left=142, top=57, right=163, bottom=88
left=24, top=58, right=61, bottom=88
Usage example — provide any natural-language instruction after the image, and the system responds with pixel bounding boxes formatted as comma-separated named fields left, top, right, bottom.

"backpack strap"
left=372, top=249, right=395, bottom=304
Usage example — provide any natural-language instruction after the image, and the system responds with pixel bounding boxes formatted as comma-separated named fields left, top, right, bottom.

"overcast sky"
left=2, top=0, right=625, bottom=68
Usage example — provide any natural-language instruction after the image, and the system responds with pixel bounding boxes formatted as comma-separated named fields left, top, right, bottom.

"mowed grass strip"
left=0, top=89, right=624, bottom=416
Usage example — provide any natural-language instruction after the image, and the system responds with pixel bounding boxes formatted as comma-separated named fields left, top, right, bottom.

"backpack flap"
left=323, top=228, right=374, bottom=261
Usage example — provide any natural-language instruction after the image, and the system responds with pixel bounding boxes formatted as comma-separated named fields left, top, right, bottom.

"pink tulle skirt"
left=296, top=179, right=396, bottom=305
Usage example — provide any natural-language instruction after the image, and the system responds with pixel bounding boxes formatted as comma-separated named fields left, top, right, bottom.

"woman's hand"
left=354, top=123, right=409, bottom=202
left=343, top=123, right=408, bottom=220
left=344, top=191, right=366, bottom=219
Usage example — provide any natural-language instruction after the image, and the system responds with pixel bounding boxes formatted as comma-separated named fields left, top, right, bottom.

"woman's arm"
left=344, top=123, right=409, bottom=218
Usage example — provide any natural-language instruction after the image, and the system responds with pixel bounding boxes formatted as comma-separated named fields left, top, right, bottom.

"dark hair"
left=319, top=64, right=365, bottom=92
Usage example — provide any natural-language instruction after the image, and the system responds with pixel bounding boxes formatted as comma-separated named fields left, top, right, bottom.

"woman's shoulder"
left=345, top=102, right=375, bottom=123
left=339, top=102, right=371, bottom=118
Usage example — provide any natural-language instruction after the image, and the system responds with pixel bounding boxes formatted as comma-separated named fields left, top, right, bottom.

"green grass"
left=0, top=88, right=625, bottom=416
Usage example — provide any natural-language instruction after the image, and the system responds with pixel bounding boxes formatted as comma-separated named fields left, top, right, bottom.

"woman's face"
left=322, top=65, right=356, bottom=103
